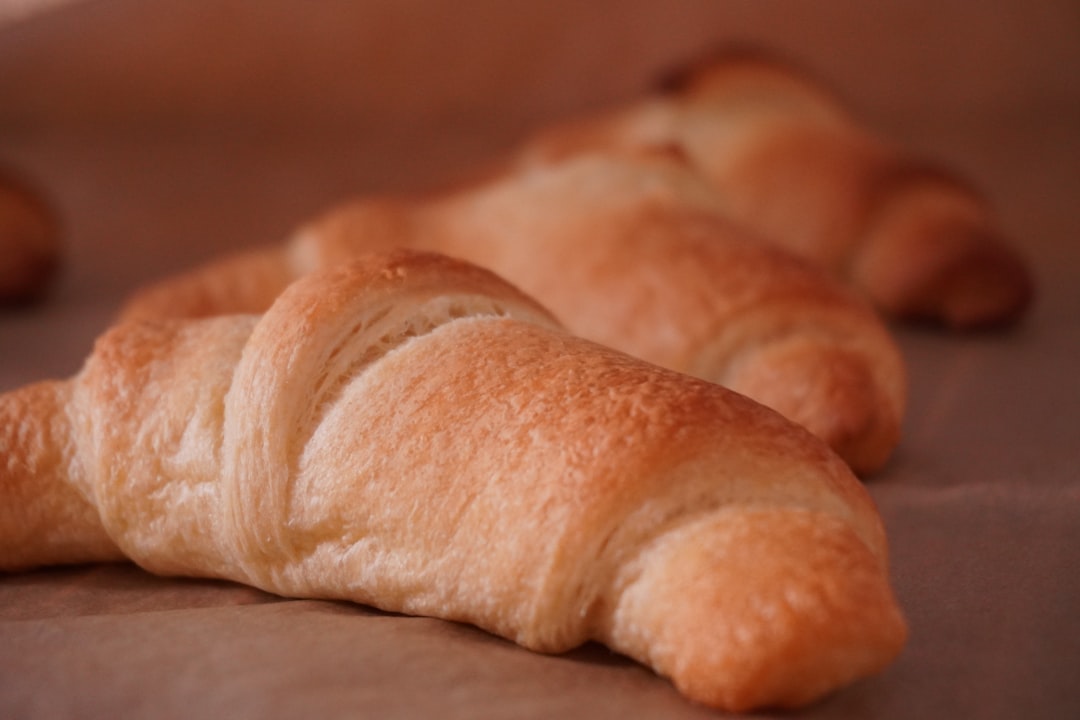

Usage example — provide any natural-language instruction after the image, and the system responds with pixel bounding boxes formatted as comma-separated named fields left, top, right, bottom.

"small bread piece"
left=516, top=48, right=1034, bottom=329
left=2, top=251, right=907, bottom=711
left=0, top=166, right=60, bottom=304
left=120, top=151, right=906, bottom=474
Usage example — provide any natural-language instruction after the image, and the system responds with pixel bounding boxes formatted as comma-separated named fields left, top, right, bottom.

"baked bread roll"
left=2, top=251, right=906, bottom=711
left=120, top=150, right=906, bottom=475
left=514, top=48, right=1034, bottom=329
left=0, top=166, right=60, bottom=304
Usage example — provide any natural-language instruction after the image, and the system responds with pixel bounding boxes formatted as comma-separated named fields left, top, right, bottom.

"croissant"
left=120, top=150, right=906, bottom=475
left=514, top=47, right=1034, bottom=329
left=0, top=165, right=60, bottom=304
left=2, top=251, right=906, bottom=711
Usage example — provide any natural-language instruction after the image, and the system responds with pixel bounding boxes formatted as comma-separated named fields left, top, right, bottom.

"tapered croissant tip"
left=605, top=509, right=906, bottom=712
left=724, top=338, right=904, bottom=476
left=0, top=167, right=62, bottom=306
left=938, top=236, right=1035, bottom=330
left=858, top=215, right=1036, bottom=331
left=1, top=381, right=122, bottom=570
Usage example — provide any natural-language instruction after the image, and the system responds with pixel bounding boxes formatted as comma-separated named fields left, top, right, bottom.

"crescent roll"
left=515, top=47, right=1034, bottom=329
left=120, top=150, right=906, bottom=475
left=0, top=166, right=60, bottom=304
left=1, top=251, right=906, bottom=712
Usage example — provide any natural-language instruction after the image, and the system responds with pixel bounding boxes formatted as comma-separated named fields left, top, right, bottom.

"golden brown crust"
left=119, top=151, right=906, bottom=474
left=1, top=251, right=906, bottom=710
left=0, top=167, right=61, bottom=305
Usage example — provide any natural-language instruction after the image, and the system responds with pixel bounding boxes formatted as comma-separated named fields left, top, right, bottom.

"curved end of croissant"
left=0, top=381, right=122, bottom=570
left=724, top=338, right=904, bottom=476
left=938, top=234, right=1034, bottom=330
left=0, top=166, right=62, bottom=306
left=603, top=509, right=907, bottom=712
left=931, top=231, right=1035, bottom=330
left=861, top=224, right=1035, bottom=331
left=857, top=168, right=1035, bottom=330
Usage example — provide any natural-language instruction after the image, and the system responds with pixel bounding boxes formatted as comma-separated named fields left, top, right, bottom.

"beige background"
left=2, top=2, right=1079, bottom=718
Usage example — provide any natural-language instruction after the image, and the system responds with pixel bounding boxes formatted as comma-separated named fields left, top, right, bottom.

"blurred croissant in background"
left=511, top=46, right=1035, bottom=330
left=0, top=165, right=60, bottom=305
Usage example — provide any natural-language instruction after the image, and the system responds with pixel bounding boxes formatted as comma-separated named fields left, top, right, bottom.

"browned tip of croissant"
left=603, top=509, right=907, bottom=712
left=724, top=338, right=903, bottom=476
left=932, top=232, right=1034, bottom=329
left=0, top=381, right=122, bottom=570
left=0, top=168, right=61, bottom=305
left=857, top=166, right=1035, bottom=329
left=869, top=239, right=1034, bottom=330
